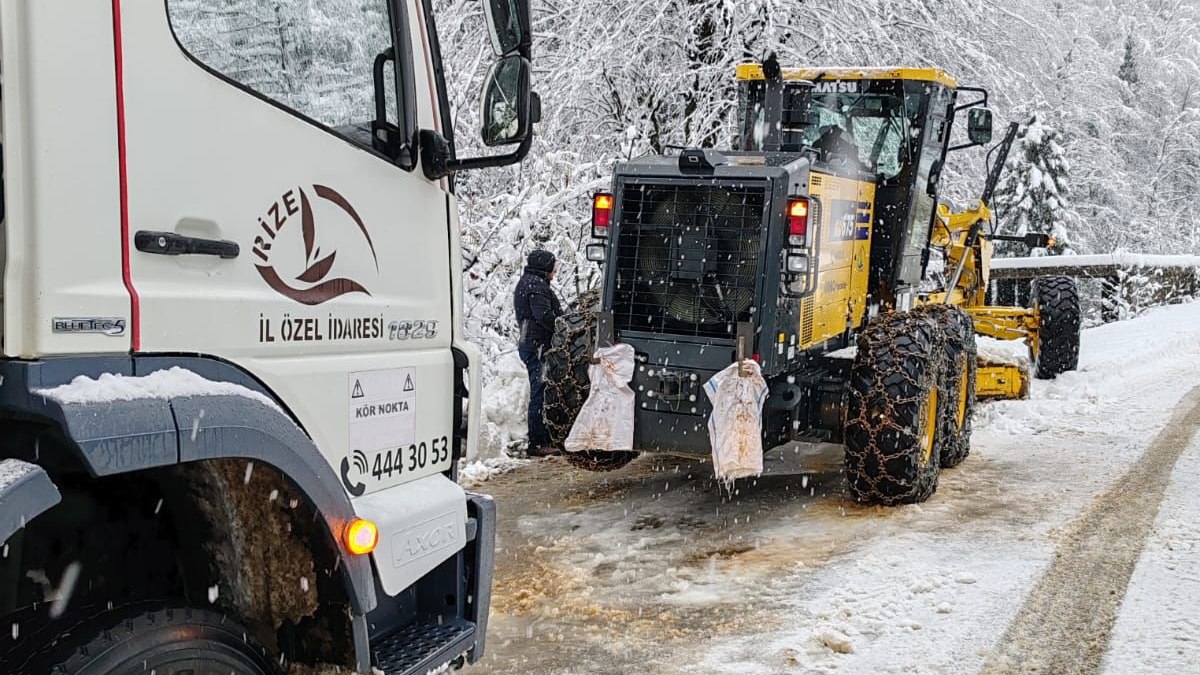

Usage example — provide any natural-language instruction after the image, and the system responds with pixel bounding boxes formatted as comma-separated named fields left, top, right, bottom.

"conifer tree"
left=993, top=115, right=1074, bottom=256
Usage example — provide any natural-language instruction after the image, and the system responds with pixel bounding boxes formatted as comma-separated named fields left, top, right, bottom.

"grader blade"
left=976, top=358, right=1030, bottom=400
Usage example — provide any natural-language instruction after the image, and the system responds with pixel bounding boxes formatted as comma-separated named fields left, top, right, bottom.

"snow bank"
left=35, top=367, right=281, bottom=411
left=975, top=336, right=1031, bottom=367
left=477, top=351, right=530, bottom=457
left=458, top=456, right=532, bottom=488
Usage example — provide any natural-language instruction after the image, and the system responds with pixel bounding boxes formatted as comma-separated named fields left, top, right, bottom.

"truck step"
left=371, top=618, right=476, bottom=674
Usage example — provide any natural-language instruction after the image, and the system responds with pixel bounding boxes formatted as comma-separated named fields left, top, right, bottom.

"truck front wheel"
left=26, top=606, right=276, bottom=675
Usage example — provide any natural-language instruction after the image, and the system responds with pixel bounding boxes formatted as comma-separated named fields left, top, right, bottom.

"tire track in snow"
left=981, top=385, right=1200, bottom=675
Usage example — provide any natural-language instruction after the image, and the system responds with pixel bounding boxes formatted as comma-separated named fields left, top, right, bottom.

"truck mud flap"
left=465, top=491, right=496, bottom=662
left=0, top=459, right=61, bottom=544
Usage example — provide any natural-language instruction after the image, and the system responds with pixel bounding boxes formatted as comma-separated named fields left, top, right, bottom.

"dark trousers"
left=518, top=343, right=550, bottom=447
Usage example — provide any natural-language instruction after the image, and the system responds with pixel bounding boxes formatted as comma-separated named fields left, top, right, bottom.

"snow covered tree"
left=993, top=115, right=1074, bottom=256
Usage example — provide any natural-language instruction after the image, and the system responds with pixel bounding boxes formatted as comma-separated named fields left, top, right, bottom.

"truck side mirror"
left=418, top=0, right=535, bottom=178
left=483, top=0, right=532, bottom=56
left=480, top=55, right=532, bottom=147
left=968, top=108, right=994, bottom=145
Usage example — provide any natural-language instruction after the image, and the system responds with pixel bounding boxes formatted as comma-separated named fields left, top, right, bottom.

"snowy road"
left=463, top=300, right=1200, bottom=675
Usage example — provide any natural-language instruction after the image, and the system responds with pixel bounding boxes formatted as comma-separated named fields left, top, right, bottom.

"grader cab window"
left=738, top=81, right=917, bottom=181
left=802, top=93, right=910, bottom=179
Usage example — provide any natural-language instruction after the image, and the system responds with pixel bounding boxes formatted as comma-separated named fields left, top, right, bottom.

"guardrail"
left=989, top=254, right=1200, bottom=323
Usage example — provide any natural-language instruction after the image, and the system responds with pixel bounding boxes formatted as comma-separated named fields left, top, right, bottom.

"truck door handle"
left=134, top=231, right=240, bottom=259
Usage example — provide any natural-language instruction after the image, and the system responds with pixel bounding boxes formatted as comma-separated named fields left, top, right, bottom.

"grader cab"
left=543, top=59, right=1080, bottom=505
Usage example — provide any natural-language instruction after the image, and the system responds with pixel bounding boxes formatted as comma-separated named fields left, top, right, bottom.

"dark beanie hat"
left=527, top=249, right=556, bottom=272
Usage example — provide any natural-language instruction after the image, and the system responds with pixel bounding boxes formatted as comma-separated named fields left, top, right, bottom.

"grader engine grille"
left=613, top=182, right=767, bottom=339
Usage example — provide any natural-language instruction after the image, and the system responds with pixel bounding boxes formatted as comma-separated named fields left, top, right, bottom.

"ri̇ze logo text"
left=252, top=185, right=378, bottom=305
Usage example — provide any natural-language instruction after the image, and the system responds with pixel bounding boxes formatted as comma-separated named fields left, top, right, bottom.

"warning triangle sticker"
left=351, top=380, right=365, bottom=399
left=403, top=374, right=415, bottom=392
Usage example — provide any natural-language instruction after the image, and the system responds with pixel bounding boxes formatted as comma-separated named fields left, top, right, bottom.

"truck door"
left=118, top=1, right=456, bottom=493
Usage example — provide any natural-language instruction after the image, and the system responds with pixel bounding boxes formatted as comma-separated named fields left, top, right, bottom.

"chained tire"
left=915, top=304, right=977, bottom=468
left=541, top=292, right=639, bottom=472
left=20, top=606, right=276, bottom=675
left=1031, top=275, right=1081, bottom=379
left=844, top=312, right=946, bottom=505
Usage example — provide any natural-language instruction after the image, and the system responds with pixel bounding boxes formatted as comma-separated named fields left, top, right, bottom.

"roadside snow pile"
left=458, top=456, right=532, bottom=488
left=478, top=351, right=530, bottom=457
left=35, top=367, right=280, bottom=410
left=975, top=301, right=1200, bottom=437
left=975, top=336, right=1030, bottom=367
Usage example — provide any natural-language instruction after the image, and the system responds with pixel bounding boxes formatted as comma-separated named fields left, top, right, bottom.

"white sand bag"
left=565, top=343, right=636, bottom=452
left=703, top=360, right=768, bottom=484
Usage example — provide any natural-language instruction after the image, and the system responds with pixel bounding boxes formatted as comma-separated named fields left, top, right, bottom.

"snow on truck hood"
left=35, top=367, right=281, bottom=411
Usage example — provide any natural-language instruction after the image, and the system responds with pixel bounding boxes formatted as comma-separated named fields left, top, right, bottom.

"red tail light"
left=592, top=193, right=613, bottom=237
left=788, top=198, right=809, bottom=244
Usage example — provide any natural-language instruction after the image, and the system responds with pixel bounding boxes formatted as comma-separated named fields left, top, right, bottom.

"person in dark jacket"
left=514, top=249, right=564, bottom=457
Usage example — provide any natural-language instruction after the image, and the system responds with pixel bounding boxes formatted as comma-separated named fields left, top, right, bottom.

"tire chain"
left=915, top=304, right=978, bottom=468
left=843, top=312, right=946, bottom=505
left=541, top=290, right=639, bottom=471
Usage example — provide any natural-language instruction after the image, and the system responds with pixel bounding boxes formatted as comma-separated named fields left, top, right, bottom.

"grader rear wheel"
left=843, top=312, right=947, bottom=505
left=541, top=291, right=639, bottom=472
left=915, top=304, right=977, bottom=468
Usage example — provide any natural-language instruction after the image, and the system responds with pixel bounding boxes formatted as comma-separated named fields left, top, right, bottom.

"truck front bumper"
left=362, top=491, right=496, bottom=674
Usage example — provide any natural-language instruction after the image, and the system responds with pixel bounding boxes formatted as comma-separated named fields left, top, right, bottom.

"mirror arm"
left=419, top=129, right=532, bottom=180
left=947, top=140, right=982, bottom=152
left=954, top=85, right=989, bottom=112
left=447, top=134, right=532, bottom=173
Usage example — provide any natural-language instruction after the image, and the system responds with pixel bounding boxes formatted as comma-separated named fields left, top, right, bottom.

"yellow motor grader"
left=542, top=57, right=1081, bottom=505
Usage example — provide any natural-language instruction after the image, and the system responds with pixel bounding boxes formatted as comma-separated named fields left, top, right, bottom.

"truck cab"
left=0, top=1, right=533, bottom=673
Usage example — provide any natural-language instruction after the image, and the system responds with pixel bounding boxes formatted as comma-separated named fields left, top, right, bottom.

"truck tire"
left=843, top=312, right=946, bottom=505
left=915, top=304, right=977, bottom=468
left=541, top=293, right=639, bottom=472
left=1031, top=275, right=1081, bottom=379
left=23, top=606, right=276, bottom=675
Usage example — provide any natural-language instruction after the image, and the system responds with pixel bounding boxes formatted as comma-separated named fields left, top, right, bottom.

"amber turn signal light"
left=344, top=518, right=379, bottom=555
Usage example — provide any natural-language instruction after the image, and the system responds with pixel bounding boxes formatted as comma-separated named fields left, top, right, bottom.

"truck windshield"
left=737, top=81, right=919, bottom=180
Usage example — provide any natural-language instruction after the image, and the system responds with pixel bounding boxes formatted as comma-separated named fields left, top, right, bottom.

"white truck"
left=0, top=1, right=534, bottom=673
